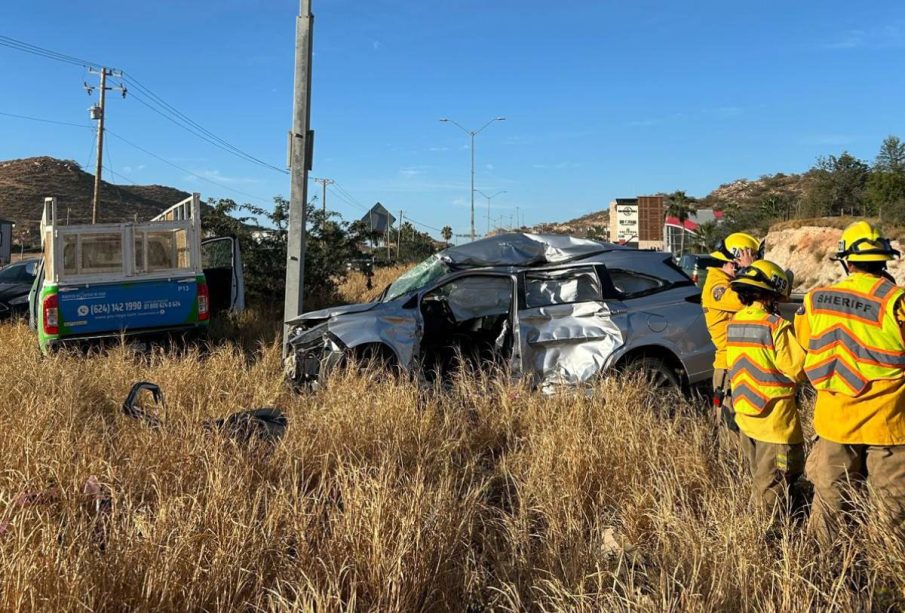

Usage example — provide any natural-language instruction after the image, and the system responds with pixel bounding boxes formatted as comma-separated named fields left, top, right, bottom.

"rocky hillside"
left=764, top=217, right=905, bottom=291
left=702, top=172, right=811, bottom=208
left=0, top=156, right=190, bottom=231
left=531, top=209, right=609, bottom=238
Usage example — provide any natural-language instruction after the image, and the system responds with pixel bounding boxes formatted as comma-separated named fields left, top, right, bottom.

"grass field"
left=2, top=271, right=905, bottom=610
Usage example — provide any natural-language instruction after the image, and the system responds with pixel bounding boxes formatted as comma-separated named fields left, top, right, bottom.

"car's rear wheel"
left=619, top=355, right=681, bottom=391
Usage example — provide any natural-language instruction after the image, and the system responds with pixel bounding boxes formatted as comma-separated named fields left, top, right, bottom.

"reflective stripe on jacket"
left=803, top=275, right=905, bottom=396
left=726, top=309, right=796, bottom=415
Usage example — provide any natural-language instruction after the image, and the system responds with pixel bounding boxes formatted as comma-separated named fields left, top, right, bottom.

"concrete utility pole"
left=312, top=177, right=333, bottom=216
left=85, top=67, right=125, bottom=224
left=439, top=116, right=506, bottom=242
left=397, top=210, right=403, bottom=259
left=283, top=0, right=315, bottom=358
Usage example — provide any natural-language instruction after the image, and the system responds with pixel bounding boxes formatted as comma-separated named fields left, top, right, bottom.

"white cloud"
left=823, top=24, right=905, bottom=49
left=428, top=146, right=449, bottom=152
left=399, top=167, right=424, bottom=178
left=186, top=169, right=260, bottom=185
left=372, top=40, right=382, bottom=50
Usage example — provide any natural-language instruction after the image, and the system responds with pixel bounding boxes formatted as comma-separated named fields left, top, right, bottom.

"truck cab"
left=30, top=194, right=243, bottom=352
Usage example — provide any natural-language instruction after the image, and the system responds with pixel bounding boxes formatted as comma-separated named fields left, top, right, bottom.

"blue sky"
left=1, top=1, right=904, bottom=237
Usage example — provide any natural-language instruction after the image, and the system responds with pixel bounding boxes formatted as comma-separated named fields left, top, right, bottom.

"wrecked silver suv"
left=284, top=233, right=715, bottom=390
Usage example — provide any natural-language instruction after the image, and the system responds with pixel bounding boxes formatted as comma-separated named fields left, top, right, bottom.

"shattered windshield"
left=383, top=255, right=449, bottom=302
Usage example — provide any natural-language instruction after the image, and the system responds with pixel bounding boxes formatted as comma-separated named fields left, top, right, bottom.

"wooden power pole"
left=283, top=0, right=315, bottom=358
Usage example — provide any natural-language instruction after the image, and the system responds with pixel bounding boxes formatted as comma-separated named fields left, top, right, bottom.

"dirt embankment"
left=765, top=220, right=905, bottom=292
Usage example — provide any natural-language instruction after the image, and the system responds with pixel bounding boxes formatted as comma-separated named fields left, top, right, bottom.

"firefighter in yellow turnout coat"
left=726, top=261, right=806, bottom=511
left=702, top=232, right=763, bottom=428
left=796, top=221, right=905, bottom=543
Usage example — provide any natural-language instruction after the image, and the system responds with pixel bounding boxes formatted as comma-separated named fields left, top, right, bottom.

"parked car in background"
left=0, top=258, right=38, bottom=320
left=286, top=233, right=716, bottom=391
left=678, top=253, right=722, bottom=288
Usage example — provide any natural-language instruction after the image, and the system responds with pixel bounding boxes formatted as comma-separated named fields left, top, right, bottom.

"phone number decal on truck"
left=58, top=279, right=198, bottom=334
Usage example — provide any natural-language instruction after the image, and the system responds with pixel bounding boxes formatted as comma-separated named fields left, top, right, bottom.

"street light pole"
left=439, top=116, right=505, bottom=241
left=475, top=189, right=506, bottom=234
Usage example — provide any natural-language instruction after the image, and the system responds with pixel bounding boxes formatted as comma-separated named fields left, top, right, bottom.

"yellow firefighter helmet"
left=836, top=221, right=899, bottom=263
left=711, top=232, right=764, bottom=262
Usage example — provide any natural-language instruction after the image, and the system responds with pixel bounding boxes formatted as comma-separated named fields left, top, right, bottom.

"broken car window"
left=383, top=255, right=450, bottom=302
left=524, top=267, right=601, bottom=308
left=426, top=275, right=513, bottom=322
left=607, top=269, right=665, bottom=298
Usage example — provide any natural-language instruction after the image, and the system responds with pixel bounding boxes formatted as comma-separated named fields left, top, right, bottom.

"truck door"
left=516, top=265, right=625, bottom=389
left=201, top=237, right=245, bottom=314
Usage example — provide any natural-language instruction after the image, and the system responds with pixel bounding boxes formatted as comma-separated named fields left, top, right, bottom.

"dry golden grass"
left=336, top=264, right=414, bottom=305
left=3, top=291, right=905, bottom=609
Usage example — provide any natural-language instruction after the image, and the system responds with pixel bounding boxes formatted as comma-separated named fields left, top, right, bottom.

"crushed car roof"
left=440, top=232, right=620, bottom=268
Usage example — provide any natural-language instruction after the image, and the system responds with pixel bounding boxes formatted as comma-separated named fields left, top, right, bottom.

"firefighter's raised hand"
left=736, top=248, right=756, bottom=268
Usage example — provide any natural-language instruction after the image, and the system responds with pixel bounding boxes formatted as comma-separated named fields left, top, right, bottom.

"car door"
left=416, top=273, right=516, bottom=377
left=516, top=265, right=625, bottom=388
left=201, top=237, right=245, bottom=314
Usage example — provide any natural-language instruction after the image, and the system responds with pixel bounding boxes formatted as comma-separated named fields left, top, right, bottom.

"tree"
left=666, top=190, right=695, bottom=256
left=203, top=196, right=366, bottom=306
left=867, top=135, right=905, bottom=218
left=693, top=220, right=721, bottom=253
left=804, top=151, right=870, bottom=216
left=441, top=225, right=453, bottom=247
left=876, top=135, right=905, bottom=174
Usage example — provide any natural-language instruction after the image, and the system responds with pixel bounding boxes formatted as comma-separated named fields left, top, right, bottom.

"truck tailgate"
left=58, top=277, right=200, bottom=336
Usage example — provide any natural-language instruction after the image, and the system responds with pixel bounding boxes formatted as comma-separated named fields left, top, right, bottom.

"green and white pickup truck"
left=29, top=194, right=244, bottom=352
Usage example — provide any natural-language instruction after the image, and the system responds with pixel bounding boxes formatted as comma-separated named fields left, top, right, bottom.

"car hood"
left=286, top=301, right=378, bottom=326
left=0, top=282, right=30, bottom=301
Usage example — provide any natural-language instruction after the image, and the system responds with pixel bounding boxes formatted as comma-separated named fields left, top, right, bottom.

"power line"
left=326, top=185, right=368, bottom=213
left=104, top=129, right=274, bottom=206
left=0, top=35, right=287, bottom=177
left=120, top=73, right=289, bottom=175
left=0, top=110, right=92, bottom=129
left=0, top=35, right=101, bottom=68
left=0, top=108, right=275, bottom=207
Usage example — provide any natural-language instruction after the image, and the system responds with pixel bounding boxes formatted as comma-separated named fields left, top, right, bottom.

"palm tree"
left=441, top=225, right=453, bottom=247
left=666, top=191, right=695, bottom=257
left=694, top=220, right=719, bottom=253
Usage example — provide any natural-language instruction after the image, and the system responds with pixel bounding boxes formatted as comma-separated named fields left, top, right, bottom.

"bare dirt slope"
left=0, top=156, right=190, bottom=229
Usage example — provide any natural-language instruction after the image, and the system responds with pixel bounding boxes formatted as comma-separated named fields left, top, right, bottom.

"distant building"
left=663, top=209, right=724, bottom=256
left=608, top=196, right=666, bottom=249
left=0, top=218, right=12, bottom=266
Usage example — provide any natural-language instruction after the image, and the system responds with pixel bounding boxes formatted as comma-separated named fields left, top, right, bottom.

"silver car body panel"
left=516, top=301, right=624, bottom=388
left=286, top=234, right=715, bottom=388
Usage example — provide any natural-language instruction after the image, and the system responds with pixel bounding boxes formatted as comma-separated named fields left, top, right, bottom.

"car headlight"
left=8, top=295, right=28, bottom=306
